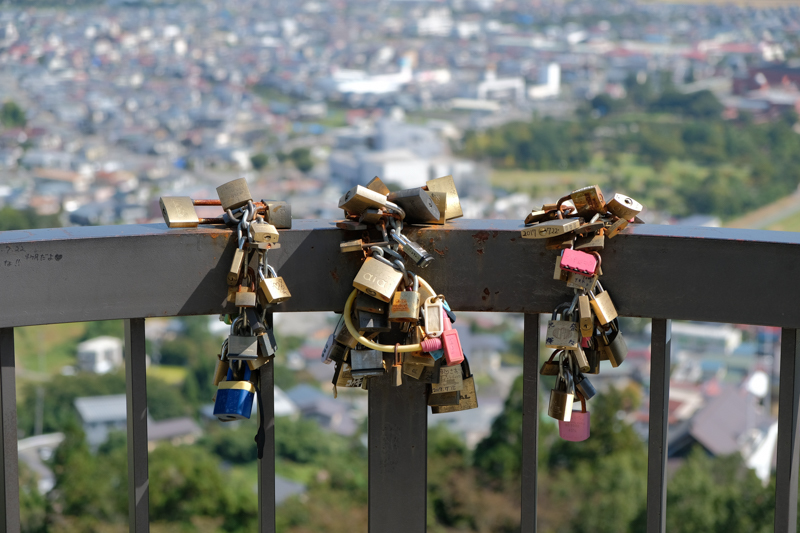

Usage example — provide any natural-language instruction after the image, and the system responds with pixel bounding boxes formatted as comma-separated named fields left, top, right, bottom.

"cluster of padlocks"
left=160, top=178, right=292, bottom=425
left=319, top=176, right=478, bottom=413
left=522, top=185, right=643, bottom=441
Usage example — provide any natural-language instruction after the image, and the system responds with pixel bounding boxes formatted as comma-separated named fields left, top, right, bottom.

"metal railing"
left=1, top=219, right=800, bottom=532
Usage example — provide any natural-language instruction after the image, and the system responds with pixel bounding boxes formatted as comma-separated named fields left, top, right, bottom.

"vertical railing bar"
left=0, top=328, right=20, bottom=533
left=646, top=319, right=671, bottom=533
left=520, top=313, right=540, bottom=533
left=775, top=328, right=800, bottom=533
left=258, top=313, right=276, bottom=533
left=125, top=319, right=149, bottom=533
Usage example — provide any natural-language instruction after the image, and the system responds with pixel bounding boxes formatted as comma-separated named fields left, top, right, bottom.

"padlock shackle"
left=552, top=302, right=571, bottom=320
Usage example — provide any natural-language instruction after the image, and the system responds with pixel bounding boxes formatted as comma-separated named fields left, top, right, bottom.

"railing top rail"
left=1, top=219, right=799, bottom=328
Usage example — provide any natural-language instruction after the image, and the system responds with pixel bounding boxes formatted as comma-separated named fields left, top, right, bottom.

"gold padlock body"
left=228, top=248, right=245, bottom=286
left=567, top=271, right=598, bottom=292
left=249, top=222, right=279, bottom=243
left=606, top=193, right=642, bottom=220
left=235, top=290, right=257, bottom=308
left=359, top=209, right=383, bottom=224
left=213, top=358, right=229, bottom=386
left=263, top=201, right=292, bottom=229
left=553, top=256, right=569, bottom=282
left=570, top=346, right=590, bottom=373
left=340, top=239, right=364, bottom=253
left=574, top=233, right=604, bottom=252
left=570, top=185, right=605, bottom=214
left=216, top=178, right=252, bottom=211
left=431, top=365, right=464, bottom=394
left=431, top=376, right=478, bottom=413
left=338, top=185, right=387, bottom=214
left=545, top=233, right=575, bottom=250
left=353, top=257, right=403, bottom=303
left=607, top=217, right=629, bottom=239
left=403, top=362, right=426, bottom=379
left=590, top=291, right=618, bottom=325
left=428, top=391, right=461, bottom=406
left=388, top=291, right=420, bottom=322
left=159, top=197, right=199, bottom=228
left=366, top=176, right=391, bottom=196
left=525, top=209, right=556, bottom=225
left=336, top=363, right=363, bottom=388
left=521, top=218, right=581, bottom=239
left=548, top=388, right=573, bottom=421
left=426, top=175, right=463, bottom=220
left=259, top=276, right=292, bottom=304
left=578, top=295, right=594, bottom=336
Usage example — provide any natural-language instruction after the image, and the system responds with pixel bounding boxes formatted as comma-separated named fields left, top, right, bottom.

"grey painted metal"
left=0, top=328, right=19, bottom=533
left=368, top=373, right=427, bottom=532
left=258, top=314, right=276, bottom=533
left=520, top=314, right=540, bottom=533
left=775, top=329, right=800, bottom=533
left=646, top=319, right=671, bottom=533
left=5, top=221, right=800, bottom=327
left=125, top=319, right=150, bottom=533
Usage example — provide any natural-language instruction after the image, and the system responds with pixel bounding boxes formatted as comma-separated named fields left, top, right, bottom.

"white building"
left=76, top=336, right=124, bottom=374
left=529, top=63, right=561, bottom=99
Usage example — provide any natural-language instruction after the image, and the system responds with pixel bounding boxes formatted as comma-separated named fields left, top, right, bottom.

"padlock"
left=598, top=321, right=628, bottom=367
left=360, top=209, right=384, bottom=224
left=333, top=362, right=363, bottom=388
left=250, top=328, right=277, bottom=369
left=403, top=362, right=426, bottom=380
left=228, top=317, right=258, bottom=360
left=568, top=345, right=590, bottom=373
left=578, top=294, right=594, bottom=337
left=570, top=185, right=605, bottom=215
left=431, top=365, right=464, bottom=394
left=387, top=188, right=440, bottom=224
left=428, top=391, right=461, bottom=406
left=258, top=265, right=292, bottom=304
left=560, top=248, right=598, bottom=277
left=545, top=302, right=580, bottom=350
left=350, top=348, right=385, bottom=377
left=422, top=296, right=445, bottom=338
left=548, top=354, right=574, bottom=422
left=213, top=347, right=229, bottom=387
left=427, top=191, right=448, bottom=225
left=581, top=337, right=601, bottom=374
left=366, top=176, right=391, bottom=196
left=358, top=309, right=391, bottom=333
left=245, top=308, right=267, bottom=335
left=338, top=185, right=387, bottom=214
left=417, top=360, right=442, bottom=384
left=521, top=218, right=581, bottom=239
left=566, top=271, right=598, bottom=292
left=355, top=292, right=387, bottom=315
left=589, top=282, right=617, bottom=325
left=431, top=375, right=478, bottom=413
left=213, top=364, right=255, bottom=421
left=540, top=350, right=563, bottom=376
left=524, top=209, right=558, bottom=225
left=425, top=175, right=463, bottom=220
left=558, top=392, right=590, bottom=442
left=216, top=178, right=253, bottom=211
left=391, top=230, right=434, bottom=268
left=353, top=256, right=404, bottom=302
left=574, top=232, right=604, bottom=252
left=235, top=286, right=257, bottom=308
left=334, top=316, right=359, bottom=349
left=249, top=220, right=279, bottom=243
left=553, top=256, right=569, bottom=282
left=546, top=233, right=575, bottom=250
left=341, top=239, right=364, bottom=253
left=321, top=334, right=337, bottom=365
left=574, top=370, right=597, bottom=400
left=159, top=197, right=199, bottom=228
left=606, top=193, right=642, bottom=220
left=263, top=200, right=292, bottom=229
left=228, top=248, right=245, bottom=286
left=606, top=217, right=629, bottom=239
left=388, top=274, right=420, bottom=323
left=440, top=311, right=464, bottom=366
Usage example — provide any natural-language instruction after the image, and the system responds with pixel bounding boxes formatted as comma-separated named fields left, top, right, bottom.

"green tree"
left=289, top=147, right=314, bottom=173
left=1, top=100, right=26, bottom=128
left=250, top=153, right=268, bottom=170
left=0, top=207, right=60, bottom=231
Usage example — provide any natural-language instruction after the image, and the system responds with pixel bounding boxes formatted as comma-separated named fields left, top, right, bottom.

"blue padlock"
left=213, top=365, right=255, bottom=421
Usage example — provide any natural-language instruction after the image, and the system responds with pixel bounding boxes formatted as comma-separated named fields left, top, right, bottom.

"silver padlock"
left=545, top=301, right=580, bottom=350
left=227, top=316, right=258, bottom=360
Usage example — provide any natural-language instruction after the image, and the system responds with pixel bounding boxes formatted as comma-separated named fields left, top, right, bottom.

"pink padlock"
left=558, top=392, right=590, bottom=441
left=560, top=248, right=598, bottom=277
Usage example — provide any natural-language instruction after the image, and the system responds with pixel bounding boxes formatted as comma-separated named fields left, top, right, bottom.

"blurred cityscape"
left=2, top=0, right=800, bottom=531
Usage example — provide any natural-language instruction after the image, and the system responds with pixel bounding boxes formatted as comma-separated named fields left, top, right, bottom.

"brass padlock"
left=548, top=355, right=574, bottom=422
left=574, top=233, right=604, bottom=252
left=425, top=175, right=463, bottom=220
left=334, top=362, right=363, bottom=388
left=352, top=256, right=403, bottom=303
left=366, top=176, right=391, bottom=196
left=263, top=200, right=292, bottom=229
left=228, top=248, right=245, bottom=286
left=553, top=256, right=569, bottom=282
left=403, top=362, right=426, bottom=380
left=521, top=218, right=581, bottom=239
left=598, top=321, right=628, bottom=367
left=234, top=286, right=257, bottom=308
left=607, top=217, right=629, bottom=239
left=431, top=376, right=478, bottom=413
left=159, top=197, right=199, bottom=228
left=589, top=282, right=617, bottom=325
left=606, top=194, right=642, bottom=220
left=249, top=220, right=279, bottom=243
left=431, top=365, right=464, bottom=394
left=428, top=391, right=461, bottom=406
left=545, top=233, right=576, bottom=250
left=427, top=191, right=448, bottom=225
left=341, top=239, right=364, bottom=253
left=216, top=178, right=252, bottom=211
left=258, top=265, right=291, bottom=304
left=568, top=346, right=590, bottom=373
left=387, top=188, right=440, bottom=224
left=578, top=294, right=594, bottom=337
left=388, top=274, right=420, bottom=323
left=359, top=209, right=383, bottom=224
left=540, top=350, right=563, bottom=376
left=338, top=185, right=387, bottom=215
left=570, top=185, right=605, bottom=215
left=567, top=271, right=598, bottom=292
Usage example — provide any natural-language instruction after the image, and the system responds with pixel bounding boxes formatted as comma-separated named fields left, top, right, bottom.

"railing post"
left=125, top=319, right=149, bottom=533
left=258, top=314, right=276, bottom=533
left=368, top=366, right=427, bottom=532
left=520, top=314, right=539, bottom=533
left=647, top=319, right=671, bottom=533
left=775, top=328, right=800, bottom=533
left=0, top=328, right=19, bottom=533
